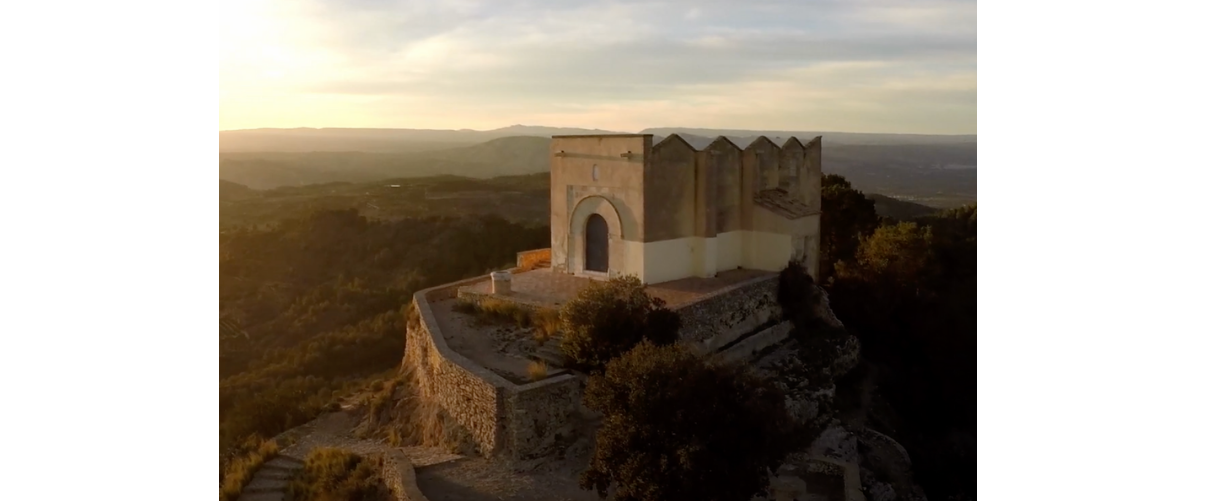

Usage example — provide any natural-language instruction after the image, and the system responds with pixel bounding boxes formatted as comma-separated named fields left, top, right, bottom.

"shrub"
left=559, top=276, right=681, bottom=373
left=526, top=360, right=549, bottom=381
left=356, top=364, right=476, bottom=455
left=580, top=341, right=800, bottom=501
left=532, top=308, right=560, bottom=344
left=289, top=448, right=391, bottom=501
left=455, top=298, right=536, bottom=327
left=778, top=260, right=816, bottom=317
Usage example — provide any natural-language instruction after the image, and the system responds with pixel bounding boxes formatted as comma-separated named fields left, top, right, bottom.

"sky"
left=219, top=0, right=976, bottom=134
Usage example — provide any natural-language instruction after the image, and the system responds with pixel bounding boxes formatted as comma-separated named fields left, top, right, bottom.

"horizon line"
left=218, top=125, right=978, bottom=136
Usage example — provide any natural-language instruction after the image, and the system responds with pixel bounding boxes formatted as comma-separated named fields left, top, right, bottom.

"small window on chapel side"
left=592, top=165, right=600, bottom=181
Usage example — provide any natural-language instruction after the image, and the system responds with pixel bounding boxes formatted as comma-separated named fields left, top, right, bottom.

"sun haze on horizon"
left=220, top=0, right=977, bottom=135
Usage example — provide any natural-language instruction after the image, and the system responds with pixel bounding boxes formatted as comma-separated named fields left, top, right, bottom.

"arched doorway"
left=585, top=214, right=608, bottom=272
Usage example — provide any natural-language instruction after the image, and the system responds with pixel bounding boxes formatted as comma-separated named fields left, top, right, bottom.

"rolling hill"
left=218, top=125, right=625, bottom=153
left=219, top=134, right=975, bottom=207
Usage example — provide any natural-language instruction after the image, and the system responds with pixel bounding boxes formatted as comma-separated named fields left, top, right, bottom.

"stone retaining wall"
left=676, top=273, right=782, bottom=351
left=409, top=259, right=791, bottom=461
left=409, top=272, right=586, bottom=460
left=505, top=374, right=585, bottom=460
left=408, top=276, right=511, bottom=457
left=716, top=320, right=792, bottom=363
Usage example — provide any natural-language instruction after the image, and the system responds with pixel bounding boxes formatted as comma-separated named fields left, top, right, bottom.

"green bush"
left=580, top=341, right=799, bottom=501
left=219, top=209, right=549, bottom=469
left=559, top=276, right=680, bottom=373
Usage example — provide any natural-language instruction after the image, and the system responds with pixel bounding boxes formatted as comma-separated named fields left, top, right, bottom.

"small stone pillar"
left=490, top=271, right=512, bottom=294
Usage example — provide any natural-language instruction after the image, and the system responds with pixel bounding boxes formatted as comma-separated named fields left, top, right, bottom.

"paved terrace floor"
left=460, top=267, right=776, bottom=309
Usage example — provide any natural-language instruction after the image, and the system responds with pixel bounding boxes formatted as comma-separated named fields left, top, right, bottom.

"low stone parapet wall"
left=378, top=450, right=429, bottom=501
left=517, top=248, right=552, bottom=270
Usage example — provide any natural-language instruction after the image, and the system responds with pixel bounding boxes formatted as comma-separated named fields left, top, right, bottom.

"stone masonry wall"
left=407, top=277, right=510, bottom=457
left=378, top=450, right=430, bottom=501
left=409, top=263, right=791, bottom=461
left=409, top=271, right=588, bottom=460
left=504, top=374, right=585, bottom=460
left=675, top=274, right=782, bottom=352
left=716, top=320, right=792, bottom=363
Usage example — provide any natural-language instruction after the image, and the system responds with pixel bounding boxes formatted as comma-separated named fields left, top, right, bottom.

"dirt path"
left=413, top=457, right=598, bottom=501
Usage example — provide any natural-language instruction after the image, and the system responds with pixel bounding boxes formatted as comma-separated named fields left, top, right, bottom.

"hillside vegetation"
left=218, top=207, right=548, bottom=477
left=218, top=170, right=975, bottom=500
left=219, top=136, right=552, bottom=190
left=219, top=174, right=551, bottom=230
left=220, top=172, right=938, bottom=232
left=819, top=175, right=977, bottom=501
left=219, top=135, right=974, bottom=207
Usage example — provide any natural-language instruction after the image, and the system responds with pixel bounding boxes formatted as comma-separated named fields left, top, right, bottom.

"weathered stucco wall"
left=550, top=135, right=651, bottom=277
left=802, top=137, right=822, bottom=209
left=549, top=134, right=821, bottom=286
left=743, top=137, right=782, bottom=199
left=640, top=237, right=701, bottom=285
left=644, top=135, right=697, bottom=243
left=779, top=138, right=805, bottom=199
left=565, top=195, right=630, bottom=278
left=711, top=139, right=743, bottom=234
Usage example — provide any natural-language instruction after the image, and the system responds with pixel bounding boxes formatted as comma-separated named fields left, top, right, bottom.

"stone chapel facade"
left=548, top=133, right=822, bottom=285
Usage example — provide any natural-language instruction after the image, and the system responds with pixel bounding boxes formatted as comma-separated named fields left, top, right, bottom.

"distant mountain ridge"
left=220, top=135, right=975, bottom=207
left=220, top=125, right=975, bottom=153
left=640, top=127, right=976, bottom=146
left=219, top=125, right=627, bottom=153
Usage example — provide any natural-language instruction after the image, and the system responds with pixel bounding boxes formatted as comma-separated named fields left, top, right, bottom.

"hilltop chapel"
left=548, top=133, right=822, bottom=285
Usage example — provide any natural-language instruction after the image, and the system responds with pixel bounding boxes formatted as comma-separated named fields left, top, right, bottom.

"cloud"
left=219, top=0, right=977, bottom=133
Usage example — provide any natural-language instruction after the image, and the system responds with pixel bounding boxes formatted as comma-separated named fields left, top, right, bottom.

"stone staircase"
left=237, top=455, right=304, bottom=501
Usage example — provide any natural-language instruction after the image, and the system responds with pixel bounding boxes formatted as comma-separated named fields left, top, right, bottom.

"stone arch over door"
left=568, top=196, right=625, bottom=277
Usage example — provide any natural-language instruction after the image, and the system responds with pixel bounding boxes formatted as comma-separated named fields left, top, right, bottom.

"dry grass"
left=456, top=298, right=562, bottom=347
left=526, top=360, right=549, bottom=381
left=356, top=363, right=476, bottom=455
left=289, top=448, right=391, bottom=501
left=219, top=436, right=280, bottom=501
left=532, top=308, right=560, bottom=344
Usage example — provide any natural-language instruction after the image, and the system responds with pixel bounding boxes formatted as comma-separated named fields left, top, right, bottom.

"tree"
left=822, top=208, right=978, bottom=501
left=851, top=222, right=934, bottom=286
left=559, top=276, right=680, bottom=373
left=580, top=341, right=799, bottom=501
left=819, top=174, right=880, bottom=281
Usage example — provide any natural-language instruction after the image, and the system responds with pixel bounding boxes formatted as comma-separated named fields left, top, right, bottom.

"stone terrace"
left=458, top=266, right=775, bottom=309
